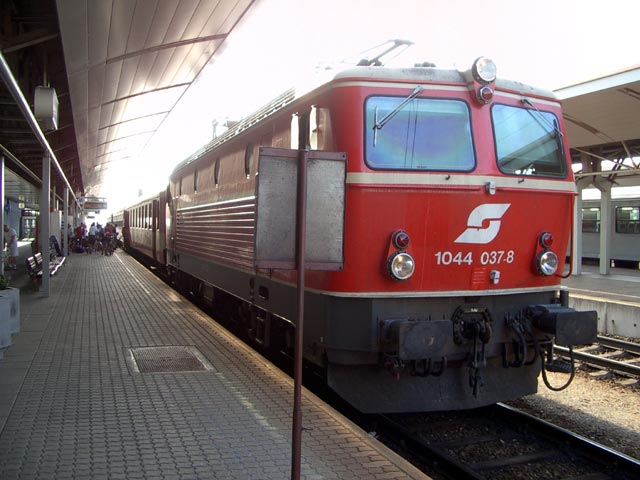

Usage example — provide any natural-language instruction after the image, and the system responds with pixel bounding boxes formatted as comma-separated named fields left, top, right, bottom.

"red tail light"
left=477, top=86, right=494, bottom=104
left=392, top=230, right=410, bottom=250
left=539, top=232, right=554, bottom=248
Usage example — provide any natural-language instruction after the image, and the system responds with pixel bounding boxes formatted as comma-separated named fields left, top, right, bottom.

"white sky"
left=104, top=0, right=639, bottom=214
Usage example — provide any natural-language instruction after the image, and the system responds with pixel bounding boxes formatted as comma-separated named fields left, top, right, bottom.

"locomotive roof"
left=172, top=65, right=557, bottom=173
left=332, top=66, right=557, bottom=99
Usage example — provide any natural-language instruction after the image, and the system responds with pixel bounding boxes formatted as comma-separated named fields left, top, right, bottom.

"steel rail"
left=378, top=413, right=485, bottom=480
left=554, top=343, right=640, bottom=378
left=378, top=404, right=640, bottom=480
left=596, top=335, right=640, bottom=356
left=495, top=404, right=640, bottom=476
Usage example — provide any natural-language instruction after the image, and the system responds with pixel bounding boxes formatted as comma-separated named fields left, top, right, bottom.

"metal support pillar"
left=64, top=187, right=69, bottom=256
left=599, top=187, right=612, bottom=275
left=41, top=152, right=50, bottom=296
left=0, top=153, right=4, bottom=277
left=572, top=189, right=583, bottom=275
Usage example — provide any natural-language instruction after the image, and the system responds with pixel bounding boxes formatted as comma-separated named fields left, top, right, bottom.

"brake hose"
left=540, top=345, right=576, bottom=391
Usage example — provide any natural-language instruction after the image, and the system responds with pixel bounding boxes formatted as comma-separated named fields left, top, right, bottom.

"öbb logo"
left=454, top=204, right=511, bottom=244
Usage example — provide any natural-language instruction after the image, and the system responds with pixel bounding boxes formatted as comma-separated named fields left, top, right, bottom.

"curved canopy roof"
left=1, top=0, right=257, bottom=208
left=1, top=1, right=638, bottom=210
left=556, top=66, right=640, bottom=188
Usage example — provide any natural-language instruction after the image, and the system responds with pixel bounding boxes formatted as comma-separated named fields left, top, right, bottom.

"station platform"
left=0, top=250, right=428, bottom=479
left=562, top=264, right=640, bottom=339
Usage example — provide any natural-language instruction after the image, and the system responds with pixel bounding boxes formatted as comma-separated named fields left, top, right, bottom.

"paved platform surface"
left=0, top=250, right=428, bottom=479
left=562, top=264, right=640, bottom=339
left=562, top=264, right=640, bottom=305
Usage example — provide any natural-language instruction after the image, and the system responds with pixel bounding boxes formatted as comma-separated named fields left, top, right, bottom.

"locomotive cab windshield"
left=493, top=103, right=567, bottom=177
left=365, top=96, right=475, bottom=171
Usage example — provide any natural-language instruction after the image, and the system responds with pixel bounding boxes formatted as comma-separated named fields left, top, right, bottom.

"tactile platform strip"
left=127, top=345, right=214, bottom=373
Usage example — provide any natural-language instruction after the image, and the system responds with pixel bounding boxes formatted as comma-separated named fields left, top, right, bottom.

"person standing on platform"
left=3, top=224, right=18, bottom=270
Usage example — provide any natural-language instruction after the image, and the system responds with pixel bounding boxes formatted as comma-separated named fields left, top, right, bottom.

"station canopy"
left=555, top=65, right=640, bottom=189
left=1, top=0, right=639, bottom=211
left=1, top=0, right=257, bottom=209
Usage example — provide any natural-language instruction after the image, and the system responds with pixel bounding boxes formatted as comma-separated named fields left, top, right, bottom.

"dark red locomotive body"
left=124, top=58, right=596, bottom=412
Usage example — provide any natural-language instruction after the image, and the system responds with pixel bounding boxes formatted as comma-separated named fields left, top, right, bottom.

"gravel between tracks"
left=507, top=371, right=640, bottom=461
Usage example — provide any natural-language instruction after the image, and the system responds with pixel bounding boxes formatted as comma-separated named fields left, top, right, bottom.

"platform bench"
left=29, top=252, right=65, bottom=280
left=26, top=255, right=43, bottom=286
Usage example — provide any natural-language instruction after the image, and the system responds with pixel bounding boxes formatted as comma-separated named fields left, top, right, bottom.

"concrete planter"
left=0, top=296, right=11, bottom=354
left=0, top=287, right=20, bottom=335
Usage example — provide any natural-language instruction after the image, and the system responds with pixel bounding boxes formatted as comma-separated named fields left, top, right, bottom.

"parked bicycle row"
left=70, top=222, right=118, bottom=256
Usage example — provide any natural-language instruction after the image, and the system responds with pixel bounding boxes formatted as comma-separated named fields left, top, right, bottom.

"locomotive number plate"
left=434, top=250, right=515, bottom=266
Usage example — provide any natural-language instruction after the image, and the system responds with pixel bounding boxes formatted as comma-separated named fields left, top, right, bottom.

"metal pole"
left=599, top=187, right=612, bottom=275
left=291, top=148, right=308, bottom=480
left=1, top=153, right=4, bottom=277
left=572, top=189, right=583, bottom=276
left=41, top=152, right=50, bottom=297
left=0, top=145, right=41, bottom=186
left=64, top=187, right=69, bottom=256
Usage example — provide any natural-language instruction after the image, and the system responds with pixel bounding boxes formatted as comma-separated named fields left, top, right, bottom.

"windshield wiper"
left=373, top=85, right=424, bottom=146
left=521, top=98, right=563, bottom=138
left=521, top=97, right=565, bottom=158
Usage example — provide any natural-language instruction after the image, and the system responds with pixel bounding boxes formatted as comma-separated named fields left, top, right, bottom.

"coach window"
left=582, top=207, right=600, bottom=233
left=493, top=104, right=566, bottom=177
left=214, top=158, right=221, bottom=187
left=244, top=143, right=253, bottom=178
left=194, top=168, right=198, bottom=192
left=179, top=177, right=183, bottom=196
left=616, top=206, right=639, bottom=234
left=365, top=96, right=474, bottom=171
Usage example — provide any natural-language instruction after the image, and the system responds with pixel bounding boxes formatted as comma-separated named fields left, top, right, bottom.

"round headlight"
left=387, top=252, right=415, bottom=281
left=536, top=250, right=558, bottom=276
left=472, top=57, right=497, bottom=84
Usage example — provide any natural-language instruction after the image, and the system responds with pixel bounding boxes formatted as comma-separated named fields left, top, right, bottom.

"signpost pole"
left=253, top=144, right=345, bottom=480
left=291, top=148, right=308, bottom=480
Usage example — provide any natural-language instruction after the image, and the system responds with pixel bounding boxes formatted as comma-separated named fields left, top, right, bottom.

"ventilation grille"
left=127, top=346, right=214, bottom=374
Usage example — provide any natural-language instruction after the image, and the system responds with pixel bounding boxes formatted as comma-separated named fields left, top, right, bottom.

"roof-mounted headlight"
left=472, top=57, right=497, bottom=84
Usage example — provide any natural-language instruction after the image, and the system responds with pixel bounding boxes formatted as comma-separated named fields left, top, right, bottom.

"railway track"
left=554, top=335, right=640, bottom=380
left=145, top=259, right=640, bottom=478
left=375, top=403, right=640, bottom=480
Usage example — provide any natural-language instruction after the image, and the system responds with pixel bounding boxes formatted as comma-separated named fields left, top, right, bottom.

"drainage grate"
left=127, top=346, right=214, bottom=374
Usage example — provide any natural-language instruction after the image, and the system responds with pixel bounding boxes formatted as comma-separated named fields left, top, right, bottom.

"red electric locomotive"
left=126, top=56, right=596, bottom=413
